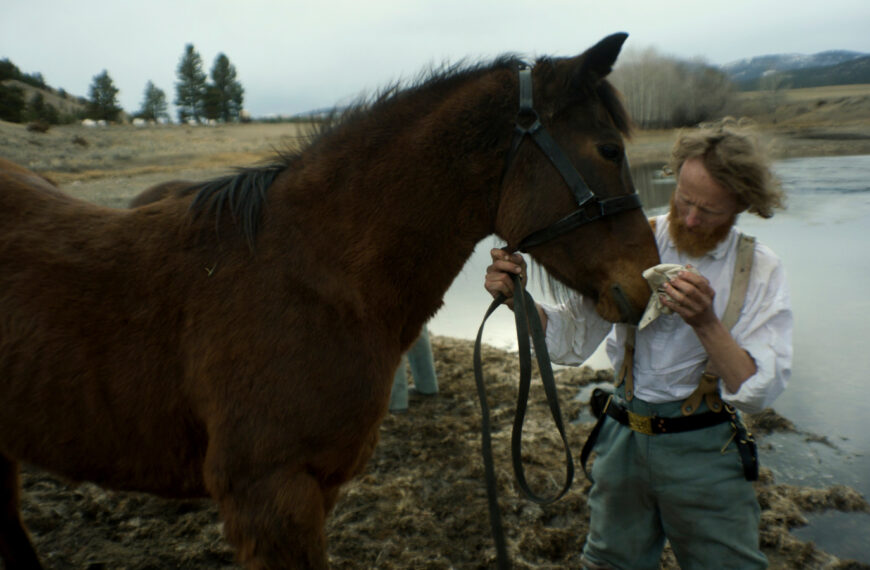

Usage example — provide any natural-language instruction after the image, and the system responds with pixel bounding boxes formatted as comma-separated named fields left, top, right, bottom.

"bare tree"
left=611, top=47, right=735, bottom=129
left=757, top=72, right=791, bottom=122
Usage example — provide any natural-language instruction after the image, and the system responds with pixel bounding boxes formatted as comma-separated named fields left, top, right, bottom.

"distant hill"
left=1, top=57, right=89, bottom=123
left=760, top=56, right=870, bottom=89
left=722, top=50, right=870, bottom=90
left=1, top=79, right=88, bottom=117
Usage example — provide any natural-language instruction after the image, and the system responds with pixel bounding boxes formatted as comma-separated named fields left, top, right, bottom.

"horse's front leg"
left=205, top=426, right=380, bottom=570
left=214, top=467, right=330, bottom=570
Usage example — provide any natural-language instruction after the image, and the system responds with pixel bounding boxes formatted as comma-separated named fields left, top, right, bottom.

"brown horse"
left=0, top=33, right=659, bottom=569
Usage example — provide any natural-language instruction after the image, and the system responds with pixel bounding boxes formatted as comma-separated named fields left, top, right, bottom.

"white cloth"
left=541, top=214, right=793, bottom=414
left=638, top=263, right=700, bottom=330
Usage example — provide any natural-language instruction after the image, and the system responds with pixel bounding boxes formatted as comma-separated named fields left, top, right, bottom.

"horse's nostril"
left=610, top=283, right=638, bottom=324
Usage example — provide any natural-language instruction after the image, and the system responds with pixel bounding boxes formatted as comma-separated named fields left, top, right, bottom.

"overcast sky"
left=3, top=0, right=869, bottom=118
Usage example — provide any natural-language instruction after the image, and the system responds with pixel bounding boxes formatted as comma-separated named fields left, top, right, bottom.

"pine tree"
left=208, top=53, right=245, bottom=122
left=0, top=58, right=22, bottom=82
left=202, top=84, right=223, bottom=122
left=175, top=44, right=207, bottom=123
left=0, top=82, right=26, bottom=123
left=87, top=70, right=122, bottom=122
left=25, top=92, right=60, bottom=124
left=138, top=81, right=169, bottom=122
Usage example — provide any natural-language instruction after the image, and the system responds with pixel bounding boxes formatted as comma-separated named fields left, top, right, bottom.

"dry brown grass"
left=738, top=83, right=870, bottom=103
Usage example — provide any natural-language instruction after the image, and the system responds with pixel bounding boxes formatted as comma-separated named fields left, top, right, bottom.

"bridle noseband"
left=503, top=65, right=642, bottom=252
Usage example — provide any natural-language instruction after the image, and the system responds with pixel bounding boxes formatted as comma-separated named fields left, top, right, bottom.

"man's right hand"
left=484, top=249, right=527, bottom=307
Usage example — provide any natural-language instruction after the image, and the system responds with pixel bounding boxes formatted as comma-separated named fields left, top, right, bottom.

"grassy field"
left=738, top=82, right=870, bottom=103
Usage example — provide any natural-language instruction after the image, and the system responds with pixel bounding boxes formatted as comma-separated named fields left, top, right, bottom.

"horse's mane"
left=188, top=163, right=286, bottom=248
left=187, top=53, right=630, bottom=248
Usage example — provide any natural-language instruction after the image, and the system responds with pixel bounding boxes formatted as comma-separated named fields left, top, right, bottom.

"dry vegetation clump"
left=26, top=120, right=51, bottom=133
left=19, top=337, right=869, bottom=569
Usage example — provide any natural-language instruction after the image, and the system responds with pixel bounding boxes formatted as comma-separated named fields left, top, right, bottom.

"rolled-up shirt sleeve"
left=720, top=245, right=793, bottom=414
left=541, top=294, right=613, bottom=366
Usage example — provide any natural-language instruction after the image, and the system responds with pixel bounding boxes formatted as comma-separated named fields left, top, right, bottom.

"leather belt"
left=581, top=388, right=758, bottom=482
left=600, top=393, right=730, bottom=435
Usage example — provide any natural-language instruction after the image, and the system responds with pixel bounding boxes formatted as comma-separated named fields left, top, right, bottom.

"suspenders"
left=616, top=233, right=756, bottom=415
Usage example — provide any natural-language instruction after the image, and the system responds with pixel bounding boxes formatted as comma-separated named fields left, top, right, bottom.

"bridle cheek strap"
left=503, top=65, right=642, bottom=253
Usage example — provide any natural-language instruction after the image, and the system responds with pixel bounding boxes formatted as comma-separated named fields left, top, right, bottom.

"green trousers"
left=583, top=389, right=767, bottom=570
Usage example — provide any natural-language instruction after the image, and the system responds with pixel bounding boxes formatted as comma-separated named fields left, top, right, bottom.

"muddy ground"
left=2, top=111, right=870, bottom=568
left=16, top=338, right=870, bottom=569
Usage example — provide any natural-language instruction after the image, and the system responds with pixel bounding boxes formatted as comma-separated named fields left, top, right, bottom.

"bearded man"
left=485, top=119, right=792, bottom=569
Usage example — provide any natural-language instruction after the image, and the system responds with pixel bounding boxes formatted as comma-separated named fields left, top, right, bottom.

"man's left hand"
left=660, top=265, right=717, bottom=328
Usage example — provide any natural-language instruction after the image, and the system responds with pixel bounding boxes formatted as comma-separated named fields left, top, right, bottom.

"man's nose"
left=685, top=207, right=702, bottom=228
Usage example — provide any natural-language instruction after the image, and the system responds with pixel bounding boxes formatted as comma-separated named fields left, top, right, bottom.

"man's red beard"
left=667, top=194, right=736, bottom=257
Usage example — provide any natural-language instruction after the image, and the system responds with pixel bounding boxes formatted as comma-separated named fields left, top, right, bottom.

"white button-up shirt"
left=541, top=214, right=793, bottom=414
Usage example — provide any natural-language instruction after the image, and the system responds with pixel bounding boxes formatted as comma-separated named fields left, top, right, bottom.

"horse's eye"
left=597, top=143, right=623, bottom=163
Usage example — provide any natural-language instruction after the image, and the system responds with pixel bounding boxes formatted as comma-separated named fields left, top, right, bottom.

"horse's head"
left=495, top=33, right=659, bottom=324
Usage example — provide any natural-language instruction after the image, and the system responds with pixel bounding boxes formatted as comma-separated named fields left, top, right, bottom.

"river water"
left=427, top=154, right=870, bottom=563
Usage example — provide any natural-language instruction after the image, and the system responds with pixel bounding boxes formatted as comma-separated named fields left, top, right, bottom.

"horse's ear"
left=536, top=32, right=628, bottom=117
left=577, top=32, right=628, bottom=82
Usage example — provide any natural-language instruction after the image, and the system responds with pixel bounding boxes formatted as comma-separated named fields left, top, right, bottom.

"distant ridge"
left=765, top=56, right=870, bottom=89
left=722, top=50, right=870, bottom=90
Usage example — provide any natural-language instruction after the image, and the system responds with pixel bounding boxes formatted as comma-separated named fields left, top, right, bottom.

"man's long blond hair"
left=669, top=118, right=785, bottom=218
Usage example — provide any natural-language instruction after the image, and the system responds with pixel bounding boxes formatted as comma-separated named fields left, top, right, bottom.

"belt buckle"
left=627, top=411, right=654, bottom=435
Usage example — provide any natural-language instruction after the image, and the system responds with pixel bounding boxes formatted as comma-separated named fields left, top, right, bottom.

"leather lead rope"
left=473, top=268, right=575, bottom=569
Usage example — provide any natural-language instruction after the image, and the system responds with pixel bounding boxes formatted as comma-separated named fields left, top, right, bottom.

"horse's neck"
left=276, top=87, right=510, bottom=345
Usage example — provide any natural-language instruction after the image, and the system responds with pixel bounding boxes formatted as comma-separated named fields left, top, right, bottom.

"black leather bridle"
left=503, top=65, right=642, bottom=253
left=473, top=64, right=644, bottom=569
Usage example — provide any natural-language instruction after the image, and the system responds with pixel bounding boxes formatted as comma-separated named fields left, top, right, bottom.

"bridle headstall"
left=504, top=65, right=642, bottom=253
left=473, top=63, right=643, bottom=569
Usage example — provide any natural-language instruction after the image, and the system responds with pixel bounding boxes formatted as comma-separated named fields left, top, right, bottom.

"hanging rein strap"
left=473, top=270, right=574, bottom=570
